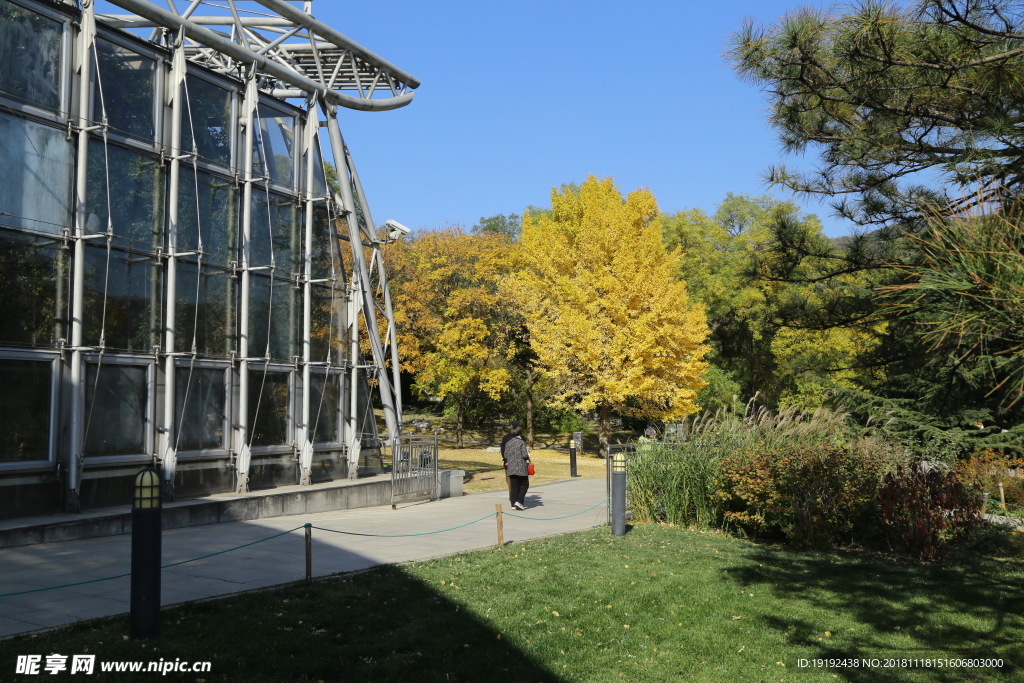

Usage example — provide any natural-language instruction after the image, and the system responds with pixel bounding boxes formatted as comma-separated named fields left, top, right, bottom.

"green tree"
left=728, top=0, right=1024, bottom=448
left=730, top=0, right=1024, bottom=231
left=471, top=214, right=521, bottom=242
left=662, top=194, right=874, bottom=409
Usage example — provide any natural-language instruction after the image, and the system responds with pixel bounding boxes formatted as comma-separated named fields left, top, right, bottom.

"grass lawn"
left=3, top=525, right=1022, bottom=682
left=437, top=448, right=607, bottom=494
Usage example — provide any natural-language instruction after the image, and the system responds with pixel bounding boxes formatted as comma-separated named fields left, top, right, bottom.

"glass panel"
left=252, top=105, right=294, bottom=186
left=0, top=358, right=51, bottom=462
left=310, top=372, right=339, bottom=443
left=87, top=142, right=164, bottom=252
left=0, top=112, right=73, bottom=234
left=176, top=262, right=234, bottom=356
left=181, top=75, right=232, bottom=166
left=0, top=229, right=68, bottom=347
left=92, top=37, right=155, bottom=141
left=310, top=204, right=338, bottom=278
left=307, top=134, right=328, bottom=198
left=83, top=245, right=161, bottom=352
left=175, top=366, right=225, bottom=451
left=0, top=0, right=62, bottom=111
left=249, top=191, right=296, bottom=272
left=249, top=274, right=298, bottom=361
left=355, top=368, right=376, bottom=440
left=248, top=370, right=289, bottom=447
left=84, top=363, right=147, bottom=457
left=177, top=170, right=236, bottom=266
left=310, top=284, right=343, bottom=362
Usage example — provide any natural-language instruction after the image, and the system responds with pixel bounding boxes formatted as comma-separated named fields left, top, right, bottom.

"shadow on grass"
left=723, top=548, right=1024, bottom=681
left=1, top=564, right=563, bottom=683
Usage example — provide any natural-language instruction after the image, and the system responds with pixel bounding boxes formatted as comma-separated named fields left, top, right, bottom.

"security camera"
left=384, top=219, right=411, bottom=240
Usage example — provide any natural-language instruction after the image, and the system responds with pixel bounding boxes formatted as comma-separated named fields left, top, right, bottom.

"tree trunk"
left=599, top=401, right=611, bottom=456
left=455, top=397, right=464, bottom=448
left=525, top=366, right=536, bottom=448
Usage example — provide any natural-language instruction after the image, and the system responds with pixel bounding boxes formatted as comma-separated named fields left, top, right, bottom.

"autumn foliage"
left=510, top=176, right=710, bottom=447
left=387, top=227, right=519, bottom=445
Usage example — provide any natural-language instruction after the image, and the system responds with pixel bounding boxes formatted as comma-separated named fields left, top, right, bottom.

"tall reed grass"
left=625, top=398, right=888, bottom=528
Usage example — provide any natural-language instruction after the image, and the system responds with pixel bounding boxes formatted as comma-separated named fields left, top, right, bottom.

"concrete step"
left=0, top=471, right=464, bottom=549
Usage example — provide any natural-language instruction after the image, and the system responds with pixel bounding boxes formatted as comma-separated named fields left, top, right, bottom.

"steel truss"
left=57, top=0, right=414, bottom=504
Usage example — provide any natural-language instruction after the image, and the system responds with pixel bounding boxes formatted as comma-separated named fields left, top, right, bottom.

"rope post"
left=999, top=483, right=1007, bottom=512
left=495, top=504, right=504, bottom=548
left=304, top=523, right=312, bottom=582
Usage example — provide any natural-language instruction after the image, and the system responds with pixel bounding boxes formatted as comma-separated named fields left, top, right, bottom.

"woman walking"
left=504, top=423, right=532, bottom=510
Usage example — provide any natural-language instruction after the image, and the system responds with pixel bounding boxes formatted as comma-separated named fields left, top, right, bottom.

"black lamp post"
left=611, top=449, right=626, bottom=537
left=130, top=467, right=162, bottom=639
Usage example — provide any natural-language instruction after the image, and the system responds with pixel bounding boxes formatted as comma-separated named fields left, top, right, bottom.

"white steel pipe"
left=346, top=150, right=403, bottom=427
left=235, top=76, right=258, bottom=493
left=298, top=101, right=316, bottom=485
left=161, top=42, right=186, bottom=495
left=68, top=1, right=98, bottom=512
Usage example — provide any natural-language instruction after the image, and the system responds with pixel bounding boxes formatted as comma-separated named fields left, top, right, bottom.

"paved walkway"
left=0, top=478, right=607, bottom=639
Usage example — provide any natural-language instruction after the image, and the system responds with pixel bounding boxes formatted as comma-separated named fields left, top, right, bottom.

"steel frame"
left=51, top=0, right=414, bottom=505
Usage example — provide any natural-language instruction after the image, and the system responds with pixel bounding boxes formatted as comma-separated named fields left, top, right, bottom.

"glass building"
left=0, top=0, right=415, bottom=518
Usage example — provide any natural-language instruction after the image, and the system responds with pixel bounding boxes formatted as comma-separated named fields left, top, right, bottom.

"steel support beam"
left=105, top=0, right=415, bottom=112
left=67, top=0, right=97, bottom=512
left=320, top=104, right=400, bottom=446
left=297, top=100, right=316, bottom=485
left=160, top=39, right=187, bottom=498
left=234, top=75, right=258, bottom=493
left=346, top=277, right=360, bottom=478
left=345, top=149, right=403, bottom=426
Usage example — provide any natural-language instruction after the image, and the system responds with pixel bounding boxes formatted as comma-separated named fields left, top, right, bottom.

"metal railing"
left=390, top=436, right=439, bottom=507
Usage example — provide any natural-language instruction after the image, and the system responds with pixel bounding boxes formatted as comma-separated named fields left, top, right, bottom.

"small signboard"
left=573, top=431, right=583, bottom=454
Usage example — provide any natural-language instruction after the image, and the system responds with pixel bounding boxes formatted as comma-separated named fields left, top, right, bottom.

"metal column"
left=346, top=279, right=360, bottom=478
left=67, top=1, right=97, bottom=512
left=160, top=38, right=187, bottom=497
left=234, top=75, right=258, bottom=493
left=297, top=101, right=317, bottom=485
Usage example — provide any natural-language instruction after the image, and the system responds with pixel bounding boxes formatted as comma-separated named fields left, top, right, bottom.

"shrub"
left=956, top=450, right=1024, bottom=516
left=877, top=463, right=986, bottom=561
left=717, top=443, right=886, bottom=548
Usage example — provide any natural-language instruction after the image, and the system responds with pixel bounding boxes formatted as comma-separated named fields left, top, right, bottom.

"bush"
left=956, top=450, right=1024, bottom=516
left=627, top=442, right=722, bottom=527
left=877, top=463, right=986, bottom=560
left=717, top=443, right=886, bottom=548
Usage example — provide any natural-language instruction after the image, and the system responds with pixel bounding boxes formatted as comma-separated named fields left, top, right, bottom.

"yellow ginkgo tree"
left=510, top=176, right=710, bottom=449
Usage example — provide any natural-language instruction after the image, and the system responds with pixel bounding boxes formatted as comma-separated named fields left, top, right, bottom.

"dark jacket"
left=500, top=433, right=515, bottom=463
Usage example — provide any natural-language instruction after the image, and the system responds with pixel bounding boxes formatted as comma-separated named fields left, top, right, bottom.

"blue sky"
left=98, top=1, right=852, bottom=235
left=319, top=0, right=851, bottom=235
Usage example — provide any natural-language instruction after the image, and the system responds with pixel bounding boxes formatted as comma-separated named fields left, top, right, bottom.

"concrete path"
left=0, top=478, right=607, bottom=639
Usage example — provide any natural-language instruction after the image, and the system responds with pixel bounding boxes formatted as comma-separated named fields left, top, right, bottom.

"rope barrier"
left=504, top=497, right=610, bottom=520
left=0, top=526, right=305, bottom=598
left=310, top=513, right=496, bottom=538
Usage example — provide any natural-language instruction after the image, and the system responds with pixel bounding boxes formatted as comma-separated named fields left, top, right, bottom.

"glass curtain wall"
left=0, top=0, right=379, bottom=505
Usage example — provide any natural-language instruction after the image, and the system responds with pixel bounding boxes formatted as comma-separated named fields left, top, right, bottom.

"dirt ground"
left=437, top=447, right=607, bottom=494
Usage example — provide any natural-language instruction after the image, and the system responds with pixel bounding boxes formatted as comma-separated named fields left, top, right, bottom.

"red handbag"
left=527, top=463, right=536, bottom=476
